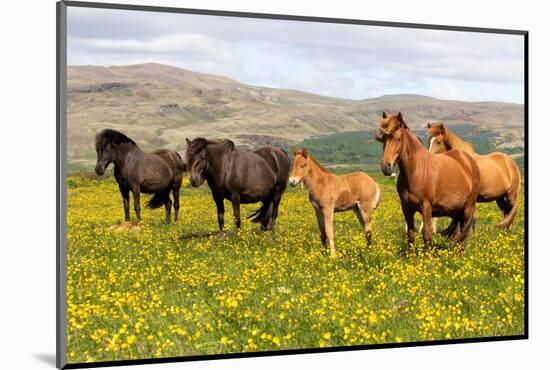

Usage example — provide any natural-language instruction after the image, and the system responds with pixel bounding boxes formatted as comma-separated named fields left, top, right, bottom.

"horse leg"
left=402, top=205, right=416, bottom=253
left=421, top=202, right=433, bottom=248
left=323, top=207, right=336, bottom=257
left=268, top=194, right=283, bottom=231
left=119, top=185, right=130, bottom=222
left=457, top=203, right=476, bottom=248
left=314, top=208, right=327, bottom=246
left=231, top=194, right=241, bottom=229
left=164, top=196, right=172, bottom=224
left=131, top=186, right=141, bottom=222
left=259, top=201, right=274, bottom=231
left=172, top=183, right=181, bottom=223
left=354, top=202, right=372, bottom=246
left=213, top=193, right=225, bottom=233
left=496, top=196, right=511, bottom=218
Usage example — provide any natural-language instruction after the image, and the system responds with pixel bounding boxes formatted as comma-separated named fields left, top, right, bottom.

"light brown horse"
left=427, top=123, right=521, bottom=229
left=376, top=112, right=480, bottom=250
left=289, top=148, right=380, bottom=257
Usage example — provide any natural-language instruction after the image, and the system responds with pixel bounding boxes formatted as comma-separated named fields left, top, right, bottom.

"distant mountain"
left=66, top=63, right=524, bottom=168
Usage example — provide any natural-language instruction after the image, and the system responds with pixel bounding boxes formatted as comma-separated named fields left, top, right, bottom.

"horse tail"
left=146, top=187, right=171, bottom=209
left=441, top=210, right=476, bottom=244
left=247, top=147, right=288, bottom=225
left=248, top=198, right=274, bottom=224
left=498, top=160, right=521, bottom=229
left=441, top=218, right=460, bottom=239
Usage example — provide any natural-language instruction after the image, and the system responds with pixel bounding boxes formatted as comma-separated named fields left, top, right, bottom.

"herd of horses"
left=94, top=112, right=521, bottom=256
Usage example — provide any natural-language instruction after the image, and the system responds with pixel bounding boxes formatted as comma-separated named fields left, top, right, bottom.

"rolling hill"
left=66, top=63, right=524, bottom=169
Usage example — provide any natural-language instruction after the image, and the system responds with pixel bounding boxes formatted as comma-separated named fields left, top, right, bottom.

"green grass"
left=290, top=131, right=381, bottom=164
left=65, top=174, right=525, bottom=363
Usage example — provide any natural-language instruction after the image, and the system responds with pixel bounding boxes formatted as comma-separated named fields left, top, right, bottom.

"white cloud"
left=67, top=6, right=525, bottom=103
left=74, top=33, right=233, bottom=61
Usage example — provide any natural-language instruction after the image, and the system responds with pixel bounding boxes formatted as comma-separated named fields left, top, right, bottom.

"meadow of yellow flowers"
left=66, top=173, right=524, bottom=364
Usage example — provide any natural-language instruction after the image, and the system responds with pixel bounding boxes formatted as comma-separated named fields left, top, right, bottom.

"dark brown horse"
left=376, top=112, right=480, bottom=250
left=185, top=138, right=290, bottom=232
left=427, top=122, right=521, bottom=229
left=95, top=129, right=186, bottom=224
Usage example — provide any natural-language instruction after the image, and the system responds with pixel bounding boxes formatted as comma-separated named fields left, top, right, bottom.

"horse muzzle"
left=289, top=177, right=301, bottom=187
left=190, top=176, right=203, bottom=187
left=95, top=164, right=105, bottom=176
left=381, top=163, right=394, bottom=176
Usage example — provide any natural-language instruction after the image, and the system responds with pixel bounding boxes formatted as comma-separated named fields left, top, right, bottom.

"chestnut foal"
left=289, top=148, right=380, bottom=257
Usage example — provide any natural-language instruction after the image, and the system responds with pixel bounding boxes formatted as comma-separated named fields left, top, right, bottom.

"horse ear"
left=226, top=139, right=235, bottom=149
left=426, top=123, right=432, bottom=129
left=186, top=138, right=191, bottom=146
left=302, top=148, right=308, bottom=158
left=382, top=111, right=387, bottom=118
left=439, top=124, right=446, bottom=134
left=397, top=112, right=408, bottom=128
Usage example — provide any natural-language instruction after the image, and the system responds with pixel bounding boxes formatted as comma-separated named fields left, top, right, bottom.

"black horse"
left=185, top=138, right=290, bottom=232
left=95, top=129, right=186, bottom=224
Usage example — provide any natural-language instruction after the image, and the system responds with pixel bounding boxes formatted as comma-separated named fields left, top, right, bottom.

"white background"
left=0, top=0, right=546, bottom=369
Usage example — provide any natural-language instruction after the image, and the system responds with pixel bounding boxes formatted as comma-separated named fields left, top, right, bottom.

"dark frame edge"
left=523, top=31, right=529, bottom=339
left=62, top=0, right=527, bottom=35
left=57, top=1, right=68, bottom=369
left=62, top=334, right=527, bottom=369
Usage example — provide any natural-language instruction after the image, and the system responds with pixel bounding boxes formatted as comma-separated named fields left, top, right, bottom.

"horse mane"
left=96, top=129, right=137, bottom=150
left=309, top=155, right=331, bottom=173
left=402, top=127, right=427, bottom=153
left=217, top=139, right=235, bottom=150
left=295, top=149, right=330, bottom=173
left=187, top=137, right=235, bottom=155
left=445, top=129, right=475, bottom=154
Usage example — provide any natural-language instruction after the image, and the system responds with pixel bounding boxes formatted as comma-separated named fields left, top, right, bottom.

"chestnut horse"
left=427, top=122, right=521, bottom=229
left=289, top=148, right=380, bottom=257
left=376, top=112, right=480, bottom=249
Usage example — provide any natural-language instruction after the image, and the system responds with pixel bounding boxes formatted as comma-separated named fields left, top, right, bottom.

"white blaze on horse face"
left=289, top=176, right=301, bottom=186
left=429, top=137, right=436, bottom=152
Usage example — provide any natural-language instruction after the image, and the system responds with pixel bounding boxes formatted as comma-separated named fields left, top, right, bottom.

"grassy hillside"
left=67, top=63, right=524, bottom=170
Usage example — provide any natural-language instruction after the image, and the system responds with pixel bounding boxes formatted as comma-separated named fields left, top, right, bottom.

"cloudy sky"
left=67, top=7, right=525, bottom=103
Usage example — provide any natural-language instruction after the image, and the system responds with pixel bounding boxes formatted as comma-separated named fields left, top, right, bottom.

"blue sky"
left=67, top=7, right=525, bottom=103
